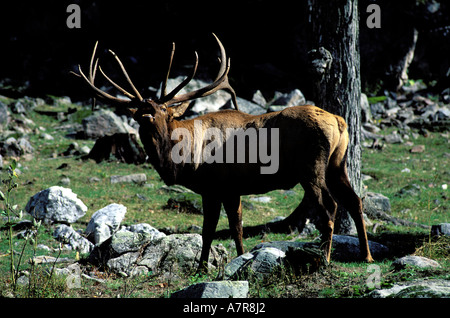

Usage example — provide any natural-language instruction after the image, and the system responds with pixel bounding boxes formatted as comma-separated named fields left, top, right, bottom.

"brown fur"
left=133, top=102, right=374, bottom=272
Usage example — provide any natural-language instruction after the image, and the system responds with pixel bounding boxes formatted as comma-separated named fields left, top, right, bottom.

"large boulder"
left=224, top=247, right=286, bottom=280
left=369, top=279, right=450, bottom=298
left=0, top=137, right=34, bottom=157
left=171, top=281, right=249, bottom=298
left=89, top=230, right=227, bottom=278
left=81, top=110, right=135, bottom=139
left=25, top=186, right=87, bottom=224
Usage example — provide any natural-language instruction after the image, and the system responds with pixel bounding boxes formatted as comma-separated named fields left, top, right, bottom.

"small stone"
left=110, top=173, right=147, bottom=184
left=393, top=255, right=440, bottom=270
left=249, top=196, right=271, bottom=203
left=410, top=145, right=425, bottom=153
left=396, top=184, right=421, bottom=197
left=384, top=133, right=403, bottom=144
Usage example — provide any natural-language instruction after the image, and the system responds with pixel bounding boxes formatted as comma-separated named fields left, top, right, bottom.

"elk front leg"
left=198, top=195, right=221, bottom=274
left=223, top=196, right=244, bottom=256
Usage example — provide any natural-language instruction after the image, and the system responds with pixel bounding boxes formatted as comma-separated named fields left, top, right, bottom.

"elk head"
left=72, top=33, right=238, bottom=126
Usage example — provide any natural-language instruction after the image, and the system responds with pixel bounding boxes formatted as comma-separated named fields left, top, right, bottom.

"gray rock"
left=125, top=223, right=165, bottom=237
left=431, top=223, right=450, bottom=236
left=385, top=106, right=400, bottom=118
left=435, top=107, right=450, bottom=121
left=420, top=103, right=438, bottom=117
left=11, top=101, right=26, bottom=114
left=271, top=89, right=306, bottom=108
left=85, top=203, right=127, bottom=245
left=110, top=173, right=147, bottom=184
left=109, top=228, right=159, bottom=255
left=171, top=281, right=249, bottom=298
left=224, top=252, right=255, bottom=280
left=392, top=255, right=440, bottom=270
left=369, top=279, right=450, bottom=298
left=249, top=196, right=272, bottom=203
left=363, top=192, right=391, bottom=215
left=53, top=224, right=94, bottom=254
left=81, top=110, right=128, bottom=139
left=25, top=186, right=87, bottom=224
left=101, top=233, right=227, bottom=278
left=0, top=137, right=28, bottom=157
left=0, top=100, right=9, bottom=129
left=370, top=102, right=386, bottom=119
left=252, top=90, right=267, bottom=107
left=17, top=137, right=34, bottom=154
left=384, top=133, right=403, bottom=144
left=360, top=93, right=373, bottom=123
left=396, top=184, right=421, bottom=197
left=330, top=235, right=389, bottom=262
left=397, top=108, right=415, bottom=124
left=248, top=247, right=285, bottom=277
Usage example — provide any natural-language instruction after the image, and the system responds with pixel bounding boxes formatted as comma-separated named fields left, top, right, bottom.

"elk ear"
left=167, top=101, right=191, bottom=118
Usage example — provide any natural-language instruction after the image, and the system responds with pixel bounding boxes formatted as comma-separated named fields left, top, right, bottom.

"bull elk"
left=72, top=34, right=373, bottom=272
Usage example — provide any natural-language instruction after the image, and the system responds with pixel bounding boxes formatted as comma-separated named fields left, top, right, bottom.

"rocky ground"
left=0, top=80, right=449, bottom=298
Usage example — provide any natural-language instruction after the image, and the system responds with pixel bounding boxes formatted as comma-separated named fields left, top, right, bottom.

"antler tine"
left=161, top=34, right=239, bottom=111
left=159, top=51, right=199, bottom=104
left=108, top=49, right=144, bottom=101
left=212, top=33, right=227, bottom=82
left=89, top=41, right=99, bottom=83
left=160, top=42, right=176, bottom=100
left=76, top=65, right=131, bottom=104
left=98, top=66, right=136, bottom=99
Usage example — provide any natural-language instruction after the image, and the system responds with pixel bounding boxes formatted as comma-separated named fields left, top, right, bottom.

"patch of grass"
left=362, top=128, right=449, bottom=226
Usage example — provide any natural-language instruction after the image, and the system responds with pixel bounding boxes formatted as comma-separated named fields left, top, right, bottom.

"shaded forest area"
left=0, top=0, right=449, bottom=102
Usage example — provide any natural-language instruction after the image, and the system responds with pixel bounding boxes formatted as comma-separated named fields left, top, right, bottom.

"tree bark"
left=308, top=0, right=362, bottom=234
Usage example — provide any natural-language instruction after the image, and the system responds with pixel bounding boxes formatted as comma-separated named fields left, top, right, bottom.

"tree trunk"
left=308, top=0, right=361, bottom=234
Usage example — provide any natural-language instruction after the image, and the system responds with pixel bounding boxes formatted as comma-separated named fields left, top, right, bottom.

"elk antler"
left=158, top=33, right=239, bottom=111
left=72, top=34, right=239, bottom=111
left=71, top=41, right=141, bottom=105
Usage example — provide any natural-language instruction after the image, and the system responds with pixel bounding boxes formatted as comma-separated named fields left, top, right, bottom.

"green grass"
left=0, top=98, right=449, bottom=298
left=361, top=128, right=449, bottom=226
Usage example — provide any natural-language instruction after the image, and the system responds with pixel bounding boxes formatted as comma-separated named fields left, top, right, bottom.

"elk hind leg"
left=223, top=196, right=244, bottom=256
left=301, top=179, right=338, bottom=264
left=327, top=166, right=374, bottom=262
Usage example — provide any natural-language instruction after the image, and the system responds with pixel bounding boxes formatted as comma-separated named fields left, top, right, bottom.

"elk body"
left=73, top=34, right=373, bottom=272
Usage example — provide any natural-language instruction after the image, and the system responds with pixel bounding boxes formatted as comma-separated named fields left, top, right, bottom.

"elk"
left=72, top=34, right=373, bottom=272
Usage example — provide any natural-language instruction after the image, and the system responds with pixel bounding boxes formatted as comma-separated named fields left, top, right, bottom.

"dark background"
left=1, top=0, right=449, bottom=102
